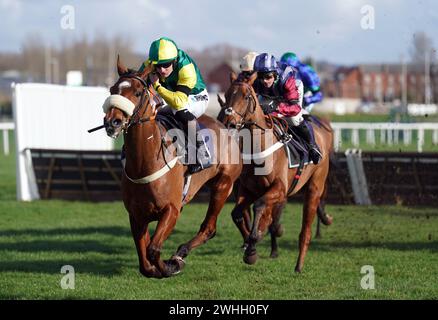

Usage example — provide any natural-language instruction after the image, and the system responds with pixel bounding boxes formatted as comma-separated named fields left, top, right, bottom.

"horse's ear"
left=217, top=94, right=226, bottom=108
left=117, top=55, right=128, bottom=76
left=230, top=71, right=238, bottom=84
left=247, top=72, right=258, bottom=86
left=139, top=63, right=153, bottom=79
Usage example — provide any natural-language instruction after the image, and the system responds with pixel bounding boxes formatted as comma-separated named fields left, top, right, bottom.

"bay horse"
left=103, top=57, right=242, bottom=278
left=219, top=72, right=333, bottom=272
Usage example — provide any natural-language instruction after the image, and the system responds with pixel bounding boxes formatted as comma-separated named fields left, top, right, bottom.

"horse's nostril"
left=112, top=119, right=122, bottom=127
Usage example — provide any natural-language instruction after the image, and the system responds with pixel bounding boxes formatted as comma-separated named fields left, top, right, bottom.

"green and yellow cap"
left=148, top=37, right=179, bottom=64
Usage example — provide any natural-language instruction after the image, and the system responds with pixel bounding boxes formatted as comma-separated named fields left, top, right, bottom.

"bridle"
left=106, top=74, right=159, bottom=133
left=224, top=81, right=262, bottom=130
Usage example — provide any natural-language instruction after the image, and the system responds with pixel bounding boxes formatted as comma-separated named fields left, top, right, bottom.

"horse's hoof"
left=320, top=213, right=334, bottom=226
left=324, top=214, right=334, bottom=226
left=176, top=245, right=190, bottom=259
left=140, top=267, right=162, bottom=278
left=165, top=255, right=186, bottom=275
left=275, top=224, right=284, bottom=237
left=243, top=252, right=258, bottom=265
left=294, top=265, right=302, bottom=273
left=270, top=251, right=279, bottom=259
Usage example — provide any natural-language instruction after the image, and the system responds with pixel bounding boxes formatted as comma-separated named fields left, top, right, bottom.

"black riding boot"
left=175, top=109, right=212, bottom=174
left=293, top=120, right=322, bottom=164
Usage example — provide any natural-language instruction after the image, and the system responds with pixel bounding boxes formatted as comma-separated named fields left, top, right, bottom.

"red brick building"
left=322, top=64, right=437, bottom=103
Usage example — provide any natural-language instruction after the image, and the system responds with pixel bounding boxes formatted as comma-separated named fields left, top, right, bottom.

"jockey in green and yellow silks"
left=140, top=37, right=211, bottom=174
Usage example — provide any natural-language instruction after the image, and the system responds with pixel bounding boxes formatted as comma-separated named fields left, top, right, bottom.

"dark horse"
left=219, top=72, right=333, bottom=272
left=103, top=57, right=242, bottom=278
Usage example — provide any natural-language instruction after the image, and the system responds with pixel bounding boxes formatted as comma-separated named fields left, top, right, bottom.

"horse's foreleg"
left=231, top=186, right=257, bottom=249
left=147, top=204, right=180, bottom=277
left=269, top=200, right=286, bottom=258
left=244, top=180, right=284, bottom=265
left=315, top=215, right=322, bottom=239
left=129, top=215, right=161, bottom=278
left=176, top=174, right=234, bottom=259
left=243, top=206, right=252, bottom=235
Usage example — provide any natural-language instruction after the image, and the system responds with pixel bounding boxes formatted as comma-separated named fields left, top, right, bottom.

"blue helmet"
left=280, top=52, right=300, bottom=68
left=254, top=53, right=278, bottom=73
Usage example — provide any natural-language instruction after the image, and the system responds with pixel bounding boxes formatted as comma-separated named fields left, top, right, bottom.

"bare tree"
left=410, top=31, right=436, bottom=65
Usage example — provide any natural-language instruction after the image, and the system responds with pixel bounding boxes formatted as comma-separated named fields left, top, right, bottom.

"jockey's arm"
left=277, top=77, right=302, bottom=117
left=304, top=90, right=323, bottom=105
left=153, top=63, right=197, bottom=110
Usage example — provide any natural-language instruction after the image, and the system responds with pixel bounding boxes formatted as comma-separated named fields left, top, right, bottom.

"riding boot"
left=175, top=109, right=212, bottom=174
left=294, top=120, right=322, bottom=164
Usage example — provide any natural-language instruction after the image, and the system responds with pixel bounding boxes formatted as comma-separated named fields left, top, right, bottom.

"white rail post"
left=3, top=129, right=9, bottom=155
left=433, top=129, right=438, bottom=146
left=380, top=128, right=386, bottom=145
left=334, top=128, right=342, bottom=152
left=403, top=129, right=411, bottom=146
left=366, top=129, right=375, bottom=146
left=417, top=127, right=424, bottom=153
left=352, top=129, right=360, bottom=147
left=387, top=128, right=393, bottom=145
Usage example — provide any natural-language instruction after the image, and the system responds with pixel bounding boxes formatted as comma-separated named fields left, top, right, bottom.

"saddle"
left=269, top=115, right=311, bottom=168
left=155, top=107, right=213, bottom=167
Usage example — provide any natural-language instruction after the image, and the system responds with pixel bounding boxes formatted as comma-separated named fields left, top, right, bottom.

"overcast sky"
left=1, top=0, right=438, bottom=65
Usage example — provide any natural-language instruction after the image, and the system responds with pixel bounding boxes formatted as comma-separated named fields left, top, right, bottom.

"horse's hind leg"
left=175, top=174, right=234, bottom=260
left=147, top=204, right=180, bottom=277
left=129, top=215, right=161, bottom=278
left=315, top=180, right=333, bottom=239
left=269, top=200, right=286, bottom=258
left=295, top=168, right=328, bottom=273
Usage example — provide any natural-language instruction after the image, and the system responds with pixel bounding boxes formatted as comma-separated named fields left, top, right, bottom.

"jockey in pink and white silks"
left=252, top=53, right=322, bottom=164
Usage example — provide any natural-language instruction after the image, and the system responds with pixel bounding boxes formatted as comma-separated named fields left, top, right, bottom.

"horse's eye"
left=135, top=92, right=142, bottom=97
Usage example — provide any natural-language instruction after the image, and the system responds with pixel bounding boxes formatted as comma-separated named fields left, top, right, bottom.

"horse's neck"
left=249, top=108, right=278, bottom=151
left=124, top=122, right=163, bottom=177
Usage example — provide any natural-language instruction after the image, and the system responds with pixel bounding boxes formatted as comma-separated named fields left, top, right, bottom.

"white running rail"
left=331, top=122, right=438, bottom=153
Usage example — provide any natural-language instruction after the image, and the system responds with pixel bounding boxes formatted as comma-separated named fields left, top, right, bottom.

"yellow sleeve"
left=177, top=63, right=197, bottom=89
left=155, top=85, right=189, bottom=110
left=153, top=63, right=197, bottom=110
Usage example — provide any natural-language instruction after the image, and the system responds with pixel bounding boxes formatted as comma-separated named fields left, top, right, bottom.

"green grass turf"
left=0, top=130, right=437, bottom=300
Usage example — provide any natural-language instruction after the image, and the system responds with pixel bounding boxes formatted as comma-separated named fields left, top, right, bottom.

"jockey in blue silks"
left=280, top=52, right=323, bottom=113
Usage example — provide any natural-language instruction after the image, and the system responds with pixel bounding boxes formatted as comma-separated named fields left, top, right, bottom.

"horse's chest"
left=122, top=180, right=182, bottom=214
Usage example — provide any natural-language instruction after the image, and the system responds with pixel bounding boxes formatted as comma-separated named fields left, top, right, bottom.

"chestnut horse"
left=103, top=57, right=242, bottom=278
left=219, top=72, right=333, bottom=272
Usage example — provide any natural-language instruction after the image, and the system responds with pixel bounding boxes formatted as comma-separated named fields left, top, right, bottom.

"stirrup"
left=309, top=146, right=322, bottom=164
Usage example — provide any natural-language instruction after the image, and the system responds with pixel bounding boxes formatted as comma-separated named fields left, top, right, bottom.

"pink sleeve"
left=277, top=77, right=302, bottom=117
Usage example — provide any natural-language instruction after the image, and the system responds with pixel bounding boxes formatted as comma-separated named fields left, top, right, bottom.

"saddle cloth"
left=155, top=106, right=215, bottom=164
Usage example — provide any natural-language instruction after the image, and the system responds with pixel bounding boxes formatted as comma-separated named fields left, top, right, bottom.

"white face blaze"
left=118, top=80, right=131, bottom=94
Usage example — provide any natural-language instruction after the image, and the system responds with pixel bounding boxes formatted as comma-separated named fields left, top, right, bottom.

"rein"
left=115, top=74, right=178, bottom=182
